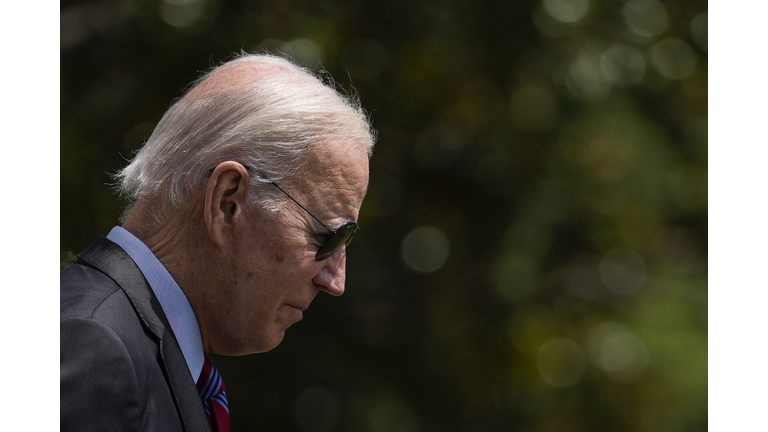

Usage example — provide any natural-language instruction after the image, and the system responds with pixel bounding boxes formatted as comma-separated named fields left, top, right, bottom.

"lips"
left=284, top=303, right=307, bottom=314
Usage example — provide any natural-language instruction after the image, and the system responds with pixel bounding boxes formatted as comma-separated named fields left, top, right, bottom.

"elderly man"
left=60, top=54, right=374, bottom=431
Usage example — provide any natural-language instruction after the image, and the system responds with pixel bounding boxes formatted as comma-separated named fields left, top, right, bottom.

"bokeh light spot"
left=532, top=5, right=576, bottom=37
left=160, top=0, right=208, bottom=29
left=690, top=12, right=708, bottom=52
left=343, top=38, right=388, bottom=80
left=586, top=322, right=649, bottom=383
left=413, top=108, right=476, bottom=167
left=286, top=39, right=325, bottom=68
left=599, top=247, right=646, bottom=295
left=622, top=0, right=669, bottom=38
left=259, top=38, right=324, bottom=68
left=543, top=0, right=590, bottom=23
left=413, top=125, right=460, bottom=167
left=537, top=338, right=587, bottom=387
left=401, top=227, right=450, bottom=273
left=651, top=38, right=697, bottom=80
left=293, top=386, right=342, bottom=432
left=365, top=395, right=419, bottom=432
left=600, top=43, right=646, bottom=87
left=567, top=45, right=612, bottom=101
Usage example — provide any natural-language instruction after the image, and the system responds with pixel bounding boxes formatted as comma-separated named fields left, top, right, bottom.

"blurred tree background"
left=60, top=0, right=707, bottom=431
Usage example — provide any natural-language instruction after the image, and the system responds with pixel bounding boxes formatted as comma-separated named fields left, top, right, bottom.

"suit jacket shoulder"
left=61, top=237, right=209, bottom=432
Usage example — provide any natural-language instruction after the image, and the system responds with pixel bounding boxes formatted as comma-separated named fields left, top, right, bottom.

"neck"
left=122, top=197, right=216, bottom=352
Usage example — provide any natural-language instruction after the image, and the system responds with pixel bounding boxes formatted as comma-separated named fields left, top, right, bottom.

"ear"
left=204, top=162, right=251, bottom=248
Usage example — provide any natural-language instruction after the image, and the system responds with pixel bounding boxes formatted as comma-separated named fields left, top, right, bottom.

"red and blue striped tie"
left=197, top=356, right=230, bottom=432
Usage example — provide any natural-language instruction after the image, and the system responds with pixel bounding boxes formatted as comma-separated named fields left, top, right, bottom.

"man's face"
left=209, top=143, right=369, bottom=355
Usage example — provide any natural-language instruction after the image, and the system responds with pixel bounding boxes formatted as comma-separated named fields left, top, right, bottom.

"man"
left=60, top=54, right=375, bottom=431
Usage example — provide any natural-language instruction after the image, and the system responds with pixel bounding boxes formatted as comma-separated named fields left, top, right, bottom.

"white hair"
left=115, top=53, right=375, bottom=229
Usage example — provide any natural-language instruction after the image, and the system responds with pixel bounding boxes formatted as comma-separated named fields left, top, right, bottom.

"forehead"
left=298, top=142, right=370, bottom=221
left=314, top=141, right=369, bottom=183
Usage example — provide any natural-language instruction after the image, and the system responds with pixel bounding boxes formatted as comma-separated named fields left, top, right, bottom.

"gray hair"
left=115, top=53, right=375, bottom=228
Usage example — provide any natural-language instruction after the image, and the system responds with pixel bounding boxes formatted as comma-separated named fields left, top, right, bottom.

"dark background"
left=60, top=0, right=707, bottom=431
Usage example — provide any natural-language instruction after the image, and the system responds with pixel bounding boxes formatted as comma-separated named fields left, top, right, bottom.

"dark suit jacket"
left=60, top=237, right=210, bottom=432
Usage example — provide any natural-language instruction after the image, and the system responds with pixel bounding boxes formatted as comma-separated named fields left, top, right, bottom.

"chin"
left=260, top=331, right=286, bottom=353
left=213, top=330, right=286, bottom=356
left=248, top=330, right=286, bottom=355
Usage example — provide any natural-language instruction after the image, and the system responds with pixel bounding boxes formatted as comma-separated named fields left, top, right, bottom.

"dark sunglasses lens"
left=316, top=222, right=359, bottom=260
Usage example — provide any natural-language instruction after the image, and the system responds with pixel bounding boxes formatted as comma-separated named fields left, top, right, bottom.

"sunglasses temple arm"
left=213, top=164, right=336, bottom=235
left=270, top=182, right=335, bottom=234
left=256, top=170, right=336, bottom=235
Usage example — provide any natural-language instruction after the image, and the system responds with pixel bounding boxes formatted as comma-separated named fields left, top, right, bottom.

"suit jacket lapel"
left=78, top=237, right=210, bottom=432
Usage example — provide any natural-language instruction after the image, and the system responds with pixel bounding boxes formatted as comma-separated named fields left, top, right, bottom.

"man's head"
left=117, top=54, right=375, bottom=355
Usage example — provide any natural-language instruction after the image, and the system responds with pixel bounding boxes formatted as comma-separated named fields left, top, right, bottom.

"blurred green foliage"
left=61, top=0, right=707, bottom=430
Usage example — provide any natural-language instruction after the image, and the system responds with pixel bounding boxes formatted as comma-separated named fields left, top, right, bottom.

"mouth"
left=285, top=304, right=305, bottom=324
left=284, top=303, right=306, bottom=313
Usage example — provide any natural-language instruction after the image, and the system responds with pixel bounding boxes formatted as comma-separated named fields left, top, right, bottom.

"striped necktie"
left=197, top=356, right=230, bottom=432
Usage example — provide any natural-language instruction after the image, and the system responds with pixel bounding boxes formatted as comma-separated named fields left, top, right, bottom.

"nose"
left=312, top=247, right=347, bottom=296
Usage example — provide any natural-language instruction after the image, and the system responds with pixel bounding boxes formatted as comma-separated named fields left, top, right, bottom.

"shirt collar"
left=107, top=226, right=205, bottom=383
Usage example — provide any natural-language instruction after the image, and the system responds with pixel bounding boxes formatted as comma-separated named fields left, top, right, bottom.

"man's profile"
left=60, top=54, right=375, bottom=431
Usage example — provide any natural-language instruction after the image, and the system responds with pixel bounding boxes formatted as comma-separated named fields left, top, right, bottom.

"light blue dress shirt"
left=107, top=226, right=205, bottom=383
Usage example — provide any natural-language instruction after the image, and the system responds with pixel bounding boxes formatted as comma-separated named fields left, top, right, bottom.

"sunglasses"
left=209, top=165, right=359, bottom=261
